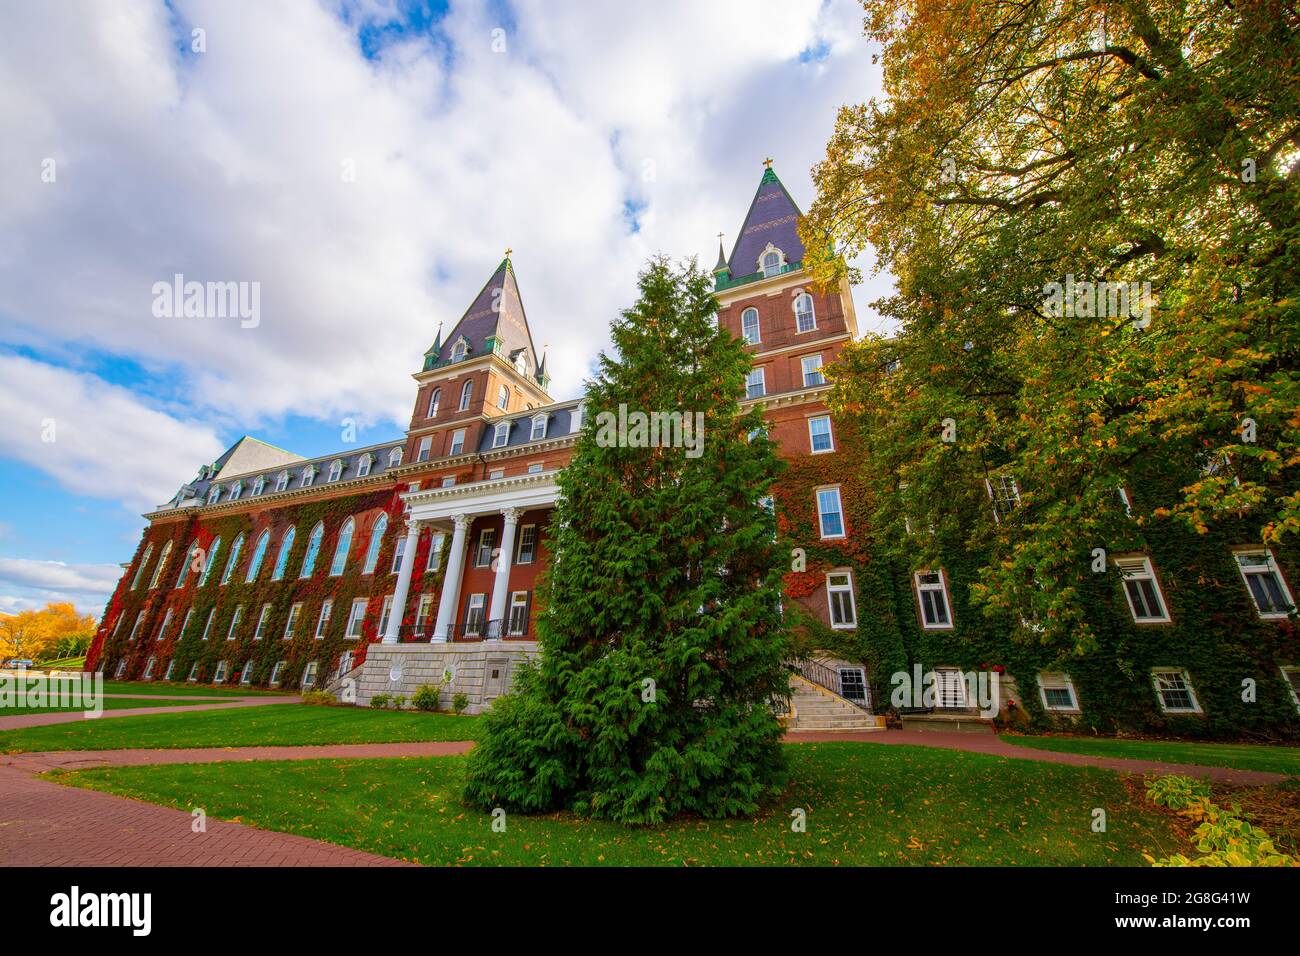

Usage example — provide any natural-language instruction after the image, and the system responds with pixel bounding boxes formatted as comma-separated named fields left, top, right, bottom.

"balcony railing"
left=396, top=618, right=531, bottom=643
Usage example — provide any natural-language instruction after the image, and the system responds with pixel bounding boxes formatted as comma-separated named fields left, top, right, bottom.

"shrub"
left=413, top=684, right=441, bottom=712
left=391, top=695, right=407, bottom=710
left=301, top=690, right=337, bottom=707
left=452, top=692, right=469, bottom=715
left=1144, top=774, right=1300, bottom=867
left=370, top=694, right=391, bottom=709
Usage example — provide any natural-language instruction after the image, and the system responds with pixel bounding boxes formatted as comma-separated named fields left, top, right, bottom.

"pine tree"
left=464, top=256, right=789, bottom=824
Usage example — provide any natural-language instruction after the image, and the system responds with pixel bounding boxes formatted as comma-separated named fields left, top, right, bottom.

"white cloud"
left=0, top=354, right=226, bottom=511
left=0, top=557, right=123, bottom=617
left=0, top=0, right=892, bottom=528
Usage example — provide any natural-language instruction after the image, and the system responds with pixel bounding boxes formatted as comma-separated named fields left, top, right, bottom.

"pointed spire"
left=425, top=320, right=444, bottom=357
left=422, top=255, right=541, bottom=379
left=723, top=159, right=805, bottom=283
left=713, top=232, right=729, bottom=275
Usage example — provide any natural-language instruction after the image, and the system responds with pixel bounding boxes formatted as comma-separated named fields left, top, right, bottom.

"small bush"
left=391, top=695, right=407, bottom=710
left=370, top=694, right=391, bottom=709
left=1144, top=774, right=1300, bottom=867
left=301, top=691, right=337, bottom=707
left=413, top=684, right=441, bottom=712
left=453, top=692, right=469, bottom=715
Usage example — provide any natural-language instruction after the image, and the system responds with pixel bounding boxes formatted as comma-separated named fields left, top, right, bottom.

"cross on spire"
left=504, top=247, right=513, bottom=258
left=762, top=157, right=773, bottom=169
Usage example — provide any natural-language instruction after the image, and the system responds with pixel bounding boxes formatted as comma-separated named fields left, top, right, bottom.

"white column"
left=432, top=513, right=471, bottom=643
left=488, top=507, right=521, bottom=637
left=383, top=518, right=422, bottom=644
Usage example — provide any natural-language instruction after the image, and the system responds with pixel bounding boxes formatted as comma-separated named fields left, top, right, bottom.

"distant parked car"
left=4, top=659, right=34, bottom=669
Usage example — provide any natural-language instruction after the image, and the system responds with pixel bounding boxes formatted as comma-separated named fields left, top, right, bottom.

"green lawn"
left=0, top=696, right=214, bottom=717
left=61, top=743, right=1183, bottom=866
left=0, top=704, right=480, bottom=752
left=1006, top=735, right=1300, bottom=776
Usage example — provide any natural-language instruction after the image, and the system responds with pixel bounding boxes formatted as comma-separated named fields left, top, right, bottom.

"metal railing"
left=788, top=658, right=872, bottom=712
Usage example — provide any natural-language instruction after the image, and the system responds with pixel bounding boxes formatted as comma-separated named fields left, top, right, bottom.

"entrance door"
left=934, top=668, right=967, bottom=709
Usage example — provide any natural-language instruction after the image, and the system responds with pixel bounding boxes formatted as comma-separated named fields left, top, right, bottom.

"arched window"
left=362, top=514, right=388, bottom=575
left=741, top=307, right=760, bottom=344
left=328, top=460, right=343, bottom=482
left=275, top=471, right=290, bottom=493
left=762, top=250, right=781, bottom=277
left=459, top=379, right=474, bottom=411
left=220, top=533, right=245, bottom=585
left=176, top=540, right=198, bottom=588
left=253, top=476, right=266, bottom=495
left=427, top=388, right=440, bottom=418
left=245, top=530, right=271, bottom=583
left=357, top=454, right=372, bottom=478
left=272, top=526, right=296, bottom=581
left=148, top=540, right=173, bottom=589
left=207, top=486, right=221, bottom=505
left=452, top=339, right=467, bottom=361
left=388, top=447, right=403, bottom=468
left=229, top=481, right=242, bottom=501
left=299, top=522, right=324, bottom=578
left=794, top=293, right=816, bottom=332
left=301, top=465, right=315, bottom=487
left=330, top=518, right=355, bottom=577
left=131, top=544, right=154, bottom=590
left=492, top=421, right=510, bottom=448
left=199, top=537, right=222, bottom=587
left=497, top=384, right=509, bottom=410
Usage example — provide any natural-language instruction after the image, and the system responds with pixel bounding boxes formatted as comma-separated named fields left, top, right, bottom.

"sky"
left=0, top=0, right=889, bottom=617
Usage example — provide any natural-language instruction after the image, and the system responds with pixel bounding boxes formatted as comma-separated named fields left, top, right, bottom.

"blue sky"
left=0, top=0, right=888, bottom=615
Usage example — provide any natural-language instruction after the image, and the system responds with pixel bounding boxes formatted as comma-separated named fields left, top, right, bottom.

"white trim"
left=808, top=415, right=834, bottom=454
left=1036, top=672, right=1080, bottom=713
left=1280, top=666, right=1300, bottom=714
left=1151, top=668, right=1201, bottom=714
left=914, top=570, right=954, bottom=630
left=1233, top=548, right=1296, bottom=620
left=826, top=570, right=856, bottom=629
left=1116, top=556, right=1171, bottom=624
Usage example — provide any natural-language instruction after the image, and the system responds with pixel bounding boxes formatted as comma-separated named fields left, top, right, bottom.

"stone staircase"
left=784, top=674, right=883, bottom=732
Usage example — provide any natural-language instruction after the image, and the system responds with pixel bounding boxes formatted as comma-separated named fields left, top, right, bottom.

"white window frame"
left=527, top=462, right=543, bottom=474
left=1036, top=673, right=1080, bottom=713
left=253, top=476, right=266, bottom=495
left=300, top=466, right=315, bottom=488
left=253, top=604, right=272, bottom=641
left=464, top=593, right=486, bottom=636
left=497, top=384, right=510, bottom=410
left=283, top=603, right=302, bottom=640
left=178, top=609, right=193, bottom=641
left=493, top=421, right=510, bottom=448
left=275, top=471, right=290, bottom=493
left=530, top=413, right=548, bottom=441
left=570, top=403, right=584, bottom=434
left=489, top=468, right=505, bottom=480
left=808, top=415, right=834, bottom=454
left=345, top=598, right=368, bottom=639
left=200, top=607, right=216, bottom=641
left=1152, top=668, right=1201, bottom=714
left=914, top=570, right=954, bottom=630
left=239, top=661, right=254, bottom=685
left=328, top=460, right=343, bottom=482
left=301, top=661, right=318, bottom=690
left=187, top=662, right=199, bottom=682
left=142, top=656, right=157, bottom=680
left=415, top=594, right=435, bottom=635
left=816, top=486, right=845, bottom=540
left=225, top=605, right=244, bottom=641
left=1233, top=549, right=1295, bottom=620
left=388, top=448, right=403, bottom=468
left=441, top=476, right=456, bottom=488
left=794, top=292, right=816, bottom=332
left=315, top=599, right=333, bottom=640
left=986, top=474, right=1021, bottom=523
left=357, top=454, right=372, bottom=478
left=207, top=486, right=221, bottom=505
left=417, top=436, right=432, bottom=462
left=474, top=528, right=496, bottom=568
left=459, top=379, right=473, bottom=411
left=164, top=659, right=176, bottom=681
left=213, top=660, right=228, bottom=684
left=1280, top=666, right=1300, bottom=714
left=741, top=307, right=760, bottom=344
left=1116, top=556, right=1171, bottom=624
left=230, top=482, right=242, bottom=501
left=826, top=571, right=857, bottom=629
left=762, top=249, right=782, bottom=278
left=128, top=610, right=147, bottom=641
left=746, top=367, right=766, bottom=399
left=378, top=594, right=394, bottom=636
left=801, top=354, right=825, bottom=387
left=269, top=660, right=286, bottom=687
left=450, top=429, right=466, bottom=456
left=1116, top=485, right=1132, bottom=517
left=427, top=388, right=441, bottom=418
left=155, top=607, right=173, bottom=642
left=390, top=535, right=406, bottom=574
left=427, top=532, right=446, bottom=572
left=516, top=524, right=537, bottom=564
left=507, top=590, right=530, bottom=636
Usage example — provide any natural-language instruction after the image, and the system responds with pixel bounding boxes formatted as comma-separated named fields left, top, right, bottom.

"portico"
left=381, top=470, right=561, bottom=644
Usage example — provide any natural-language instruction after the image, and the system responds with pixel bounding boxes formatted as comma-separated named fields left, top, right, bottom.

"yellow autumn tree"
left=0, top=603, right=97, bottom=663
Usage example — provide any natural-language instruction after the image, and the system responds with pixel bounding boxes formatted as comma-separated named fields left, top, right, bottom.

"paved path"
left=783, top=729, right=1290, bottom=786
left=3, top=740, right=475, bottom=774
left=0, top=765, right=409, bottom=866
left=0, top=695, right=299, bottom=731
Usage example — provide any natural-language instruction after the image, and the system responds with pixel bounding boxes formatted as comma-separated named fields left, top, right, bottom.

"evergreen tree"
left=464, top=256, right=789, bottom=824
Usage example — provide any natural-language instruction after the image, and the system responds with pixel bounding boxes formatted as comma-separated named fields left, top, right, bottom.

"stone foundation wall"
left=356, top=641, right=540, bottom=714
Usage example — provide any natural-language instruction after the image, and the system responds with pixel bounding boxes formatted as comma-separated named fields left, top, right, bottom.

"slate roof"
left=474, top=399, right=582, bottom=454
left=726, top=166, right=805, bottom=280
left=424, top=258, right=542, bottom=380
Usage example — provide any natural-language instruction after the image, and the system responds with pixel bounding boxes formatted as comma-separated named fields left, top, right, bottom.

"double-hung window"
left=746, top=368, right=766, bottom=399
left=826, top=572, right=856, bottom=629
left=808, top=415, right=833, bottom=453
left=1116, top=557, right=1170, bottom=624
left=801, top=354, right=825, bottom=387
left=1152, top=669, right=1200, bottom=714
left=915, top=571, right=952, bottom=629
left=1234, top=549, right=1294, bottom=619
left=816, top=487, right=845, bottom=539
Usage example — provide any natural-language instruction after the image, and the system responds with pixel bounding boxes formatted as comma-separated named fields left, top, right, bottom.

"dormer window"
left=492, top=421, right=511, bottom=449
left=514, top=351, right=527, bottom=374
left=570, top=403, right=584, bottom=433
left=530, top=413, right=548, bottom=441
left=229, top=481, right=242, bottom=501
left=451, top=339, right=468, bottom=361
left=208, top=486, right=221, bottom=505
left=275, top=470, right=290, bottom=493
left=761, top=248, right=783, bottom=278
left=301, top=465, right=316, bottom=487
left=328, top=460, right=344, bottom=482
left=357, top=453, right=373, bottom=478
left=253, top=476, right=266, bottom=495
left=388, top=447, right=403, bottom=468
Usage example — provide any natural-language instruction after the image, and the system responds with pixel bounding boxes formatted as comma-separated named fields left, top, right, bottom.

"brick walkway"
left=0, top=695, right=299, bottom=731
left=783, top=729, right=1290, bottom=786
